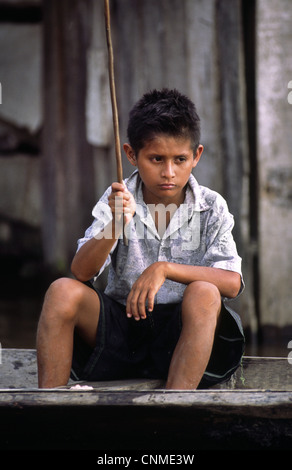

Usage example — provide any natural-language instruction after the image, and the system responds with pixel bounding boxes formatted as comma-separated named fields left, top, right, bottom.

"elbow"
left=70, top=258, right=89, bottom=283
left=227, top=273, right=242, bottom=299
left=227, top=289, right=239, bottom=300
left=71, top=257, right=99, bottom=283
left=70, top=256, right=78, bottom=279
left=71, top=270, right=91, bottom=283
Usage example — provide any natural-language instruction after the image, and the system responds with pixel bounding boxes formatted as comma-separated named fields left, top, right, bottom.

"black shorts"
left=71, top=284, right=245, bottom=389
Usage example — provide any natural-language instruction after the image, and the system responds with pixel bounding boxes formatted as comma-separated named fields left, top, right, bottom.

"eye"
left=176, top=156, right=187, bottom=163
left=152, top=156, right=162, bottom=162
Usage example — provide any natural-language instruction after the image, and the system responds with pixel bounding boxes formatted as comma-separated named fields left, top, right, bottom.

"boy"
left=36, top=88, right=244, bottom=389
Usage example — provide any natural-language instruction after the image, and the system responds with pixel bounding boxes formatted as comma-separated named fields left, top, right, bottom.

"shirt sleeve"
left=201, top=196, right=244, bottom=297
left=76, top=185, right=118, bottom=277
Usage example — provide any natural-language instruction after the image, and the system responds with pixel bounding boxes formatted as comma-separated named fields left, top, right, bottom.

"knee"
left=42, top=277, right=85, bottom=324
left=182, top=281, right=221, bottom=319
left=184, top=280, right=221, bottom=304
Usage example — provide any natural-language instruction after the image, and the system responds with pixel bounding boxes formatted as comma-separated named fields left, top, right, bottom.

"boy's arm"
left=71, top=183, right=135, bottom=282
left=165, top=262, right=241, bottom=298
left=71, top=225, right=120, bottom=282
left=126, top=261, right=241, bottom=321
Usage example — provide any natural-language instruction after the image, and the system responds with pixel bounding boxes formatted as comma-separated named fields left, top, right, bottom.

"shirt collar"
left=125, top=169, right=212, bottom=213
left=124, top=170, right=212, bottom=240
left=186, top=173, right=213, bottom=212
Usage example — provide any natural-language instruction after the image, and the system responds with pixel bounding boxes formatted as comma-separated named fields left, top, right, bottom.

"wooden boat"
left=1, top=348, right=292, bottom=452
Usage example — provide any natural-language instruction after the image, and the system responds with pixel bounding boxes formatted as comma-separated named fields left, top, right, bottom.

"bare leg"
left=36, top=278, right=100, bottom=388
left=166, top=281, right=221, bottom=390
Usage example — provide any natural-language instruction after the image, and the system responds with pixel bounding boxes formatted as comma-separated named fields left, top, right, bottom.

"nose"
left=161, top=161, right=175, bottom=179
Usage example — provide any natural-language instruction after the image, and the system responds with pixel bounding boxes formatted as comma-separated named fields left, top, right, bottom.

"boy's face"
left=124, top=135, right=203, bottom=206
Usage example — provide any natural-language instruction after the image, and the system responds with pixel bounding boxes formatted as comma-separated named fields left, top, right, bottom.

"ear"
left=123, top=143, right=137, bottom=166
left=192, top=144, right=204, bottom=169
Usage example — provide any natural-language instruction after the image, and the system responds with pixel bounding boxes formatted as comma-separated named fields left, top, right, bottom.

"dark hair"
left=126, top=88, right=201, bottom=155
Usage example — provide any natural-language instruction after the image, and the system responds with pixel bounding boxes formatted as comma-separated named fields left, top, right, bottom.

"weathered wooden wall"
left=256, top=0, right=292, bottom=339
left=42, top=0, right=96, bottom=271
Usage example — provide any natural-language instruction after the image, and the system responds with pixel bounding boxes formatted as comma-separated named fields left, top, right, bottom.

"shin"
left=166, top=281, right=221, bottom=390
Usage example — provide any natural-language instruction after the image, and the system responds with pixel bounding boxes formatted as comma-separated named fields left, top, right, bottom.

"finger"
left=111, top=193, right=132, bottom=209
left=126, top=286, right=147, bottom=321
left=126, top=290, right=135, bottom=319
left=111, top=182, right=126, bottom=193
left=109, top=193, right=128, bottom=214
left=130, top=291, right=142, bottom=321
left=109, top=191, right=128, bottom=203
left=137, top=291, right=148, bottom=319
left=146, top=289, right=156, bottom=313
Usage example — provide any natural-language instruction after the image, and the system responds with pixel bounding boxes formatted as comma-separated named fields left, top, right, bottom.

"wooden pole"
left=104, top=0, right=128, bottom=244
left=104, top=0, right=123, bottom=184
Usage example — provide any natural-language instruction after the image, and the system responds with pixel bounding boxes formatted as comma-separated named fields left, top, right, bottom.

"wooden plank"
left=0, top=348, right=164, bottom=390
left=1, top=348, right=38, bottom=389
left=0, top=387, right=292, bottom=417
left=1, top=349, right=292, bottom=450
left=1, top=349, right=292, bottom=391
left=1, top=388, right=292, bottom=450
left=216, top=355, right=292, bottom=391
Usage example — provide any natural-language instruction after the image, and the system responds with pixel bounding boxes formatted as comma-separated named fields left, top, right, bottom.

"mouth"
left=158, top=183, right=176, bottom=190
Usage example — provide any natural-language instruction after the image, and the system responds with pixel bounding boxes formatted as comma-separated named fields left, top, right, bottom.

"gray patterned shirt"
left=77, top=170, right=243, bottom=305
